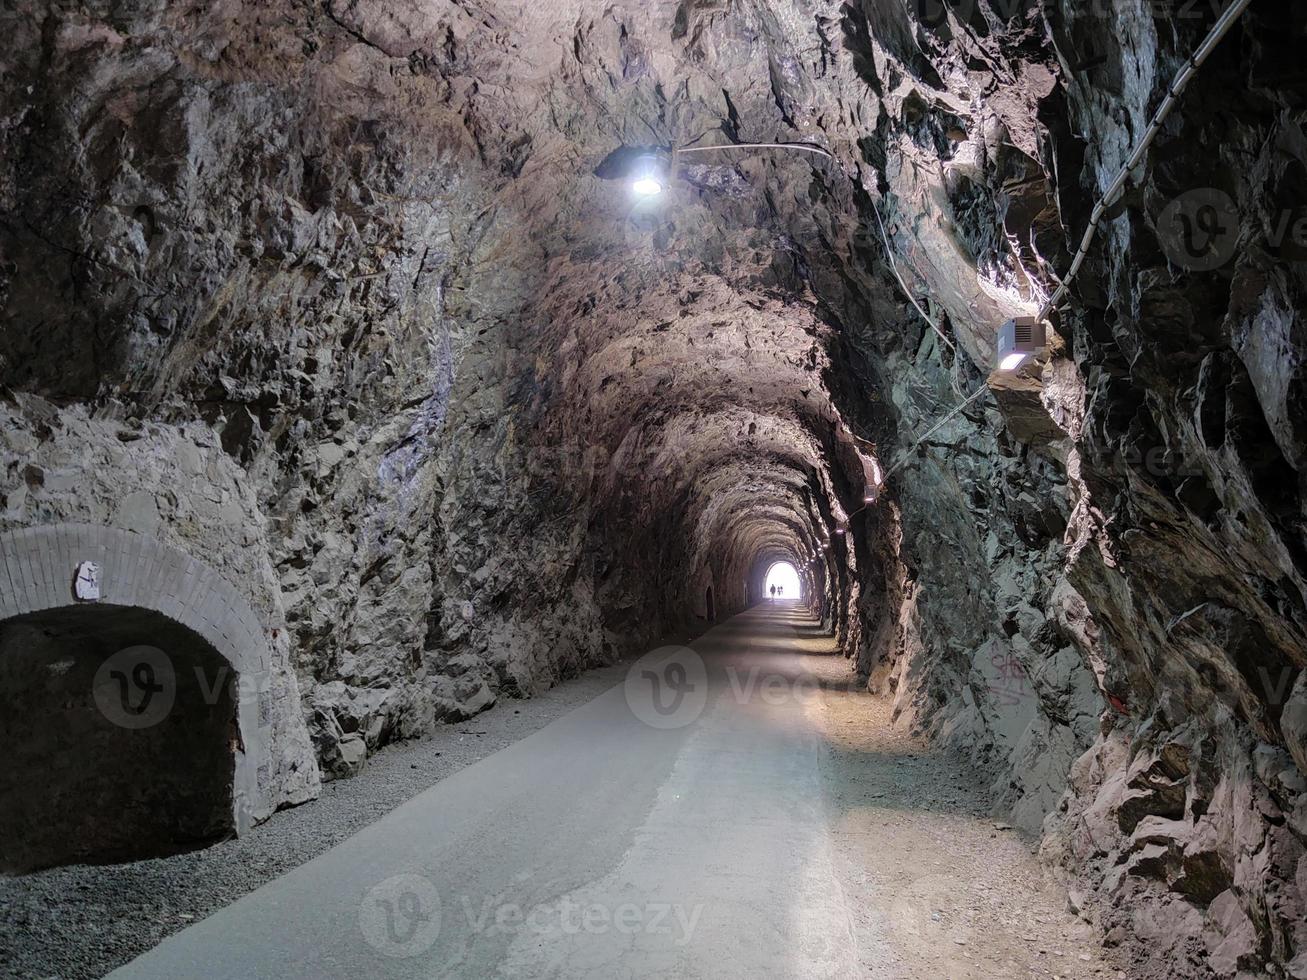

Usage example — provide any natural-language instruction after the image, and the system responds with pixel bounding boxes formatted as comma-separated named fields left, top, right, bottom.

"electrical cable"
left=657, top=1, right=1251, bottom=547
left=844, top=380, right=992, bottom=521
left=674, top=141, right=834, bottom=160
left=842, top=0, right=1253, bottom=531
left=870, top=201, right=959, bottom=355
left=1037, top=0, right=1253, bottom=321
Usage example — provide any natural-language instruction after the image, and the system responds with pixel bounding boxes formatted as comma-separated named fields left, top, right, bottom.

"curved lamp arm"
left=670, top=142, right=833, bottom=178
left=674, top=141, right=834, bottom=160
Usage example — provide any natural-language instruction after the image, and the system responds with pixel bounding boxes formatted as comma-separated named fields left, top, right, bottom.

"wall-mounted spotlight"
left=863, top=483, right=880, bottom=505
left=997, top=316, right=1047, bottom=371
left=834, top=518, right=848, bottom=537
left=629, top=152, right=668, bottom=198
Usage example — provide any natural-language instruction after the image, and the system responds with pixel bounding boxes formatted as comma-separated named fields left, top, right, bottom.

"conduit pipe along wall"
left=851, top=0, right=1253, bottom=511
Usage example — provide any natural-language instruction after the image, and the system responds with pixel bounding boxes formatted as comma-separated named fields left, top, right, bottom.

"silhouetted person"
left=770, top=585, right=776, bottom=600
left=777, top=585, right=783, bottom=597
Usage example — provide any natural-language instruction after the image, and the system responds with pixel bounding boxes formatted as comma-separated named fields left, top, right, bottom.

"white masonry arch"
left=0, top=522, right=276, bottom=832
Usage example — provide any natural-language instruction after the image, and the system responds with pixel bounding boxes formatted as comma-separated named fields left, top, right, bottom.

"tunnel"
left=763, top=561, right=801, bottom=600
left=1, top=1, right=1304, bottom=978
left=0, top=606, right=237, bottom=873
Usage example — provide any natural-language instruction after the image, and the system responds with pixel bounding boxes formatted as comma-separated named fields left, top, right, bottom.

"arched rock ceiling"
left=528, top=232, right=874, bottom=593
left=339, top=0, right=902, bottom=599
left=0, top=0, right=976, bottom=622
left=180, top=0, right=906, bottom=600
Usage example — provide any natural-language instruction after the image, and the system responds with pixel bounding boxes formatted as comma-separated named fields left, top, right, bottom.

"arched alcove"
left=0, top=524, right=283, bottom=853
left=0, top=605, right=236, bottom=872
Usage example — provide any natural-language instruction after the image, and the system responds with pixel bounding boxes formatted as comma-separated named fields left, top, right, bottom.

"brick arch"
left=0, top=523, right=274, bottom=831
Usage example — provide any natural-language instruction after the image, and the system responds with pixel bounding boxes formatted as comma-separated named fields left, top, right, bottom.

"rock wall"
left=787, top=3, right=1307, bottom=976
left=0, top=0, right=626, bottom=793
left=0, top=399, right=319, bottom=814
left=3, top=2, right=1306, bottom=974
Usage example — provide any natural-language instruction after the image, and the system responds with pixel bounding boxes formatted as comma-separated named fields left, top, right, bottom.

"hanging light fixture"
left=602, top=139, right=832, bottom=202
left=628, top=152, right=668, bottom=197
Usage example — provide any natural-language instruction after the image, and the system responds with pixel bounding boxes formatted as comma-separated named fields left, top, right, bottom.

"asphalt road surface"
left=109, top=601, right=1112, bottom=979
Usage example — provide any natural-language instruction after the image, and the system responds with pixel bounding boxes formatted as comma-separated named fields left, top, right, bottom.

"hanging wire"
left=667, top=4, right=1252, bottom=536
left=870, top=201, right=959, bottom=355
left=845, top=381, right=991, bottom=520
left=674, top=141, right=835, bottom=161
left=845, top=0, right=1254, bottom=528
left=1038, top=0, right=1253, bottom=321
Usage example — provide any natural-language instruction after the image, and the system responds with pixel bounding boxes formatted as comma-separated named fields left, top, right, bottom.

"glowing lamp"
left=996, top=316, right=1046, bottom=371
left=629, top=153, right=667, bottom=198
left=632, top=176, right=663, bottom=197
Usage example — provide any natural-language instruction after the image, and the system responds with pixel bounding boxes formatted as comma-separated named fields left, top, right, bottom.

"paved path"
left=109, top=602, right=1114, bottom=979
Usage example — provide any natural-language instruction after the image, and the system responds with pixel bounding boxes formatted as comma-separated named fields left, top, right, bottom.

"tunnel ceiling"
left=427, top=0, right=900, bottom=610
left=1, top=0, right=898, bottom=742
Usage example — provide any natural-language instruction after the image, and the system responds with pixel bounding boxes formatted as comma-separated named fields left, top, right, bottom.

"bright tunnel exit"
left=764, top=561, right=801, bottom=600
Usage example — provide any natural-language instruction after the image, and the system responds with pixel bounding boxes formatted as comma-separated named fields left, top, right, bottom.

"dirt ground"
left=797, top=635, right=1123, bottom=979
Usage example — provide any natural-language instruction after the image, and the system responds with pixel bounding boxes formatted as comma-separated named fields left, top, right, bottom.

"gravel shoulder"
left=805, top=654, right=1126, bottom=979
left=0, top=652, right=650, bottom=980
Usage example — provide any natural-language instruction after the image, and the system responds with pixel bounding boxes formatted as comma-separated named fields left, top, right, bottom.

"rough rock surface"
left=1, top=1, right=1304, bottom=975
